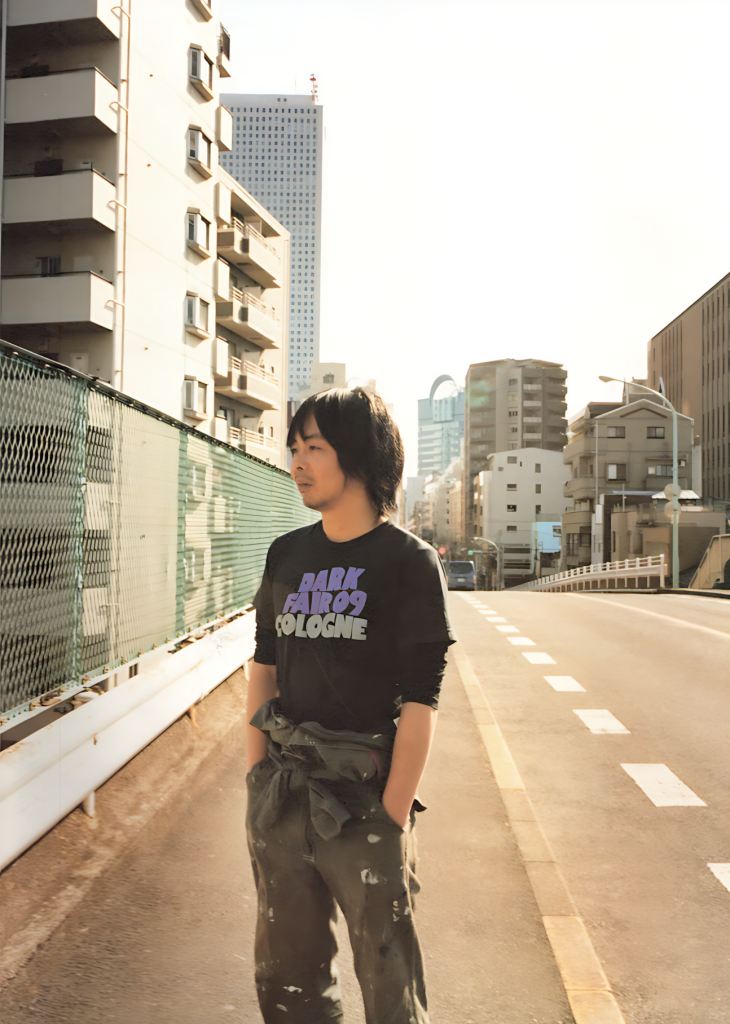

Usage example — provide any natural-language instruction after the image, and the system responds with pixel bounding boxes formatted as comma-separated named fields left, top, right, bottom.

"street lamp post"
left=599, top=376, right=680, bottom=589
left=473, top=537, right=501, bottom=590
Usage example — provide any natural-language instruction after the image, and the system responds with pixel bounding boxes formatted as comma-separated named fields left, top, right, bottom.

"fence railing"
left=230, top=216, right=279, bottom=257
left=230, top=286, right=279, bottom=321
left=0, top=339, right=316, bottom=717
left=512, top=555, right=666, bottom=592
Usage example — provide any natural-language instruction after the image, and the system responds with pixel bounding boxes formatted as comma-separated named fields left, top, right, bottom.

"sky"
left=218, top=0, right=730, bottom=478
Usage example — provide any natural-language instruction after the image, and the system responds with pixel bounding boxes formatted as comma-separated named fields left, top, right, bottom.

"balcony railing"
left=230, top=287, right=279, bottom=322
left=231, top=217, right=278, bottom=256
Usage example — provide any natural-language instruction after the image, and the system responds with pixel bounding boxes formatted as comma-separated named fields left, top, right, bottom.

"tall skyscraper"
left=220, top=94, right=322, bottom=400
left=417, top=375, right=465, bottom=476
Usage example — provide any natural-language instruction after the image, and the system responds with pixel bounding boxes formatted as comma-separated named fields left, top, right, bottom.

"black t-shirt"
left=253, top=519, right=455, bottom=735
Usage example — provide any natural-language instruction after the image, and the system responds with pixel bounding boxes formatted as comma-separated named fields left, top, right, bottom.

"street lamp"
left=473, top=537, right=502, bottom=591
left=599, top=375, right=680, bottom=589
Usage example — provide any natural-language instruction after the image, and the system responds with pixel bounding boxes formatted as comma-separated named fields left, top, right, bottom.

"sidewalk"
left=0, top=649, right=574, bottom=1022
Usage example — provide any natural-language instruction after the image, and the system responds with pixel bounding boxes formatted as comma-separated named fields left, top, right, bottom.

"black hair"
left=287, top=387, right=404, bottom=517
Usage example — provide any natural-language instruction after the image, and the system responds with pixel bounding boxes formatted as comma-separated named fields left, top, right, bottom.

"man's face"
left=289, top=414, right=347, bottom=511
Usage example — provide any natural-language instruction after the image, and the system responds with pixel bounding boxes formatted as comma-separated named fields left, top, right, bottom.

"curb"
left=0, top=666, right=249, bottom=986
left=452, top=642, right=627, bottom=1024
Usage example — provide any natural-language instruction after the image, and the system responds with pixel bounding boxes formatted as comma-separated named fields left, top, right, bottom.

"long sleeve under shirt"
left=253, top=520, right=455, bottom=736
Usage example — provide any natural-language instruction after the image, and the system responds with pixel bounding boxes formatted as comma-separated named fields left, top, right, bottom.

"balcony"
left=238, top=429, right=279, bottom=463
left=8, top=0, right=121, bottom=38
left=216, top=288, right=281, bottom=348
left=215, top=357, right=280, bottom=410
left=5, top=68, right=119, bottom=136
left=216, top=218, right=281, bottom=289
left=3, top=170, right=116, bottom=232
left=1, top=272, right=114, bottom=330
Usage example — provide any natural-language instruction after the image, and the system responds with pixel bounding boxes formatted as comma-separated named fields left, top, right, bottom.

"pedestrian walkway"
left=0, top=612, right=576, bottom=1023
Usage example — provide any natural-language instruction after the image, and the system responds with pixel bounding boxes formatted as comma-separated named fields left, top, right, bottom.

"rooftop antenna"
left=310, top=73, right=318, bottom=104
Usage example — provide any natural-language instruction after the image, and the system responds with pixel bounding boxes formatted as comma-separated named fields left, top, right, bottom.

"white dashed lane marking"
left=621, top=764, right=707, bottom=807
left=484, top=615, right=506, bottom=622
left=523, top=652, right=557, bottom=664
left=544, top=675, right=586, bottom=692
left=573, top=710, right=630, bottom=734
left=495, top=625, right=519, bottom=633
left=507, top=637, right=535, bottom=646
left=708, top=864, right=730, bottom=894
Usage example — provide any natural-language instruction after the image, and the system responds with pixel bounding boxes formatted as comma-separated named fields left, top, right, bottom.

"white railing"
left=226, top=357, right=278, bottom=387
left=230, top=287, right=279, bottom=322
left=513, top=554, right=667, bottom=592
left=241, top=428, right=278, bottom=451
left=230, top=216, right=279, bottom=257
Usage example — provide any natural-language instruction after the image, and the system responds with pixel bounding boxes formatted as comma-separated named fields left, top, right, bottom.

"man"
left=247, top=387, right=454, bottom=1023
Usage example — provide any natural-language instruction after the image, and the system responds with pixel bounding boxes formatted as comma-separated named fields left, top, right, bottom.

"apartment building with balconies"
left=0, top=0, right=288, bottom=467
left=561, top=397, right=698, bottom=569
left=463, top=359, right=568, bottom=541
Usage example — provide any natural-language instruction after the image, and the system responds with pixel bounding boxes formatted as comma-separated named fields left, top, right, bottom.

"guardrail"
left=512, top=555, right=666, bottom=592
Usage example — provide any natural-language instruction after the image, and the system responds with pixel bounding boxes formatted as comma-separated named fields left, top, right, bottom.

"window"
left=507, top=457, right=517, bottom=464
left=188, top=128, right=212, bottom=177
left=186, top=212, right=210, bottom=256
left=535, top=484, right=542, bottom=494
left=507, top=504, right=517, bottom=512
left=535, top=504, right=542, bottom=513
left=497, top=466, right=503, bottom=472
left=607, top=463, right=627, bottom=480
left=507, top=483, right=517, bottom=491
left=184, top=293, right=210, bottom=337
left=190, top=0, right=213, bottom=19
left=39, top=255, right=61, bottom=276
left=508, top=410, right=518, bottom=417
left=506, top=525, right=517, bottom=532
left=323, top=373, right=335, bottom=384
left=510, top=426, right=518, bottom=433
left=508, top=378, right=518, bottom=385
left=607, top=426, right=625, bottom=438
left=534, top=463, right=541, bottom=473
left=648, top=465, right=673, bottom=477
left=647, top=426, right=665, bottom=438
left=183, top=377, right=208, bottom=420
left=188, top=46, right=214, bottom=99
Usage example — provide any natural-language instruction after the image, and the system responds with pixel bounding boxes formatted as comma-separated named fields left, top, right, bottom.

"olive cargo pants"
left=246, top=758, right=429, bottom=1023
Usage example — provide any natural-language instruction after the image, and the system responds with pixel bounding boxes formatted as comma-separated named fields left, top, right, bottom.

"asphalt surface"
left=0, top=627, right=573, bottom=1023
left=451, top=590, right=730, bottom=1024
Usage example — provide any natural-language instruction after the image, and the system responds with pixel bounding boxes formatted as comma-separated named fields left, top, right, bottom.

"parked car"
left=445, top=560, right=476, bottom=591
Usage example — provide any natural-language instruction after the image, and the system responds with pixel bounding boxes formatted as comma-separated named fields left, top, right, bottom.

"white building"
left=475, top=448, right=571, bottom=584
left=219, top=93, right=322, bottom=400
left=299, top=362, right=346, bottom=402
left=0, top=0, right=289, bottom=468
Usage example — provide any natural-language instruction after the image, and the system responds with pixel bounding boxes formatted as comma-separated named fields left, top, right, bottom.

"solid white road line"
left=523, top=652, right=557, bottom=664
left=507, top=637, right=535, bottom=646
left=621, top=764, right=707, bottom=806
left=568, top=594, right=730, bottom=641
left=708, top=864, right=730, bottom=894
left=485, top=616, right=507, bottom=622
left=544, top=675, right=586, bottom=692
left=495, top=625, right=519, bottom=632
left=573, top=710, right=630, bottom=734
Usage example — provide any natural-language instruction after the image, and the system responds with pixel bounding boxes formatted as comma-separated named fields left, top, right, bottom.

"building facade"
left=561, top=397, right=697, bottom=569
left=463, top=359, right=568, bottom=541
left=0, top=0, right=289, bottom=467
left=417, top=375, right=465, bottom=476
left=474, top=448, right=570, bottom=586
left=219, top=93, right=322, bottom=400
left=646, top=271, right=729, bottom=501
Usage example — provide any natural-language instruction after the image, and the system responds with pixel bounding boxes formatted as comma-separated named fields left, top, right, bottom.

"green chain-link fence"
left=0, top=340, right=317, bottom=716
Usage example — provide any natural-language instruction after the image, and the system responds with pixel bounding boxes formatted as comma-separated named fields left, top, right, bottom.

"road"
left=452, top=590, right=730, bottom=1024
left=1, top=590, right=728, bottom=1022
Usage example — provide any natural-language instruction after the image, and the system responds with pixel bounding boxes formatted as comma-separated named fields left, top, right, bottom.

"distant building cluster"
left=406, top=272, right=729, bottom=589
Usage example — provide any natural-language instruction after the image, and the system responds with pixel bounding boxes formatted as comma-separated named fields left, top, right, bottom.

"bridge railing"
left=512, top=554, right=666, bottom=592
